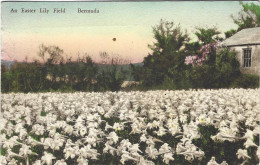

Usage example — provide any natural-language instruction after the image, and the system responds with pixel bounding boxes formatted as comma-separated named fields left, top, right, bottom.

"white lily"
left=236, top=149, right=251, bottom=159
left=41, top=152, right=55, bottom=165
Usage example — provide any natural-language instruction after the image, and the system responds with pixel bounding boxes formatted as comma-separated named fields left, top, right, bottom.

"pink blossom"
left=185, top=56, right=198, bottom=65
left=185, top=42, right=216, bottom=66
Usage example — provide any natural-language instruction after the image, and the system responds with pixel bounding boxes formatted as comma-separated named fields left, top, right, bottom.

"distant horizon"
left=1, top=58, right=144, bottom=65
left=2, top=1, right=258, bottom=63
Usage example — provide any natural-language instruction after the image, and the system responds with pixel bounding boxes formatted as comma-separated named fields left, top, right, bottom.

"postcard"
left=1, top=1, right=259, bottom=165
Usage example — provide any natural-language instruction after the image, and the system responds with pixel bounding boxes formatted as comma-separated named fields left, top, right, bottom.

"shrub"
left=215, top=48, right=241, bottom=88
left=231, top=74, right=259, bottom=88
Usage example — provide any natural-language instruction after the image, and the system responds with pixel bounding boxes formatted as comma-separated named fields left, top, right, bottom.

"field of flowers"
left=1, top=88, right=259, bottom=165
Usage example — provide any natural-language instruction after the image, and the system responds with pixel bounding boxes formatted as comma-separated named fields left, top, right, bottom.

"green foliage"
left=128, top=22, right=257, bottom=91
left=195, top=27, right=220, bottom=44
left=40, top=111, right=47, bottom=116
left=231, top=74, right=259, bottom=88
left=148, top=19, right=190, bottom=55
left=193, top=125, right=243, bottom=165
left=130, top=64, right=143, bottom=82
left=185, top=47, right=242, bottom=89
left=192, top=122, right=260, bottom=165
left=184, top=42, right=202, bottom=55
left=135, top=20, right=190, bottom=88
left=232, top=2, right=260, bottom=31
left=96, top=65, right=125, bottom=92
left=2, top=62, right=48, bottom=93
left=224, top=29, right=237, bottom=38
left=187, top=65, right=217, bottom=89
left=1, top=148, right=6, bottom=156
left=215, top=48, right=241, bottom=88
left=1, top=46, right=129, bottom=93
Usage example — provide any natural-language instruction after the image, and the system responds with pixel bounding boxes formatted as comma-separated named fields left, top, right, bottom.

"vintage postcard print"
left=1, top=1, right=260, bottom=165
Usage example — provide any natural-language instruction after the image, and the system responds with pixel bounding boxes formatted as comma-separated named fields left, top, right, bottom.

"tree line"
left=1, top=48, right=129, bottom=93
left=1, top=2, right=259, bottom=93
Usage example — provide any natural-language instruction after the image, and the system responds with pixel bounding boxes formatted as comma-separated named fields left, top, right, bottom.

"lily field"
left=0, top=88, right=259, bottom=165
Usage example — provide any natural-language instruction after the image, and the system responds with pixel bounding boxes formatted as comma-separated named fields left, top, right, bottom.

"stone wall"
left=229, top=45, right=260, bottom=76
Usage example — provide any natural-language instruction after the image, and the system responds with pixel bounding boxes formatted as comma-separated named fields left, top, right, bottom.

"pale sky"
left=1, top=1, right=257, bottom=63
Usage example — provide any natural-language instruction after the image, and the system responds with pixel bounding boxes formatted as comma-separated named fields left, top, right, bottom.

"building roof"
left=221, top=27, right=260, bottom=47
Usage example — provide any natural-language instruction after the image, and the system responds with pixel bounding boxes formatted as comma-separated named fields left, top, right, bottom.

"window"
left=243, top=48, right=252, bottom=67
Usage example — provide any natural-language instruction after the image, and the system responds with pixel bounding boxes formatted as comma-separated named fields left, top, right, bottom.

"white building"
left=221, top=27, right=260, bottom=75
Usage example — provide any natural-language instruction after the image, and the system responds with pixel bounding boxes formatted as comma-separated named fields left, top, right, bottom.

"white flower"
left=103, top=142, right=117, bottom=155
left=220, top=161, right=228, bottom=165
left=243, top=129, right=254, bottom=140
left=54, top=159, right=67, bottom=165
left=19, top=129, right=28, bottom=140
left=77, top=157, right=89, bottom=165
left=145, top=145, right=159, bottom=159
left=80, top=128, right=87, bottom=136
left=159, top=143, right=171, bottom=154
left=211, top=127, right=236, bottom=142
left=19, top=145, right=33, bottom=156
left=168, top=113, right=175, bottom=119
left=105, top=123, right=113, bottom=131
left=27, top=136, right=45, bottom=147
left=1, top=88, right=259, bottom=165
left=130, top=123, right=142, bottom=134
left=83, top=136, right=96, bottom=146
left=244, top=139, right=257, bottom=148
left=32, top=124, right=45, bottom=135
left=138, top=157, right=155, bottom=165
left=236, top=149, right=251, bottom=159
left=51, top=137, right=65, bottom=150
left=237, top=114, right=246, bottom=121
left=3, top=139, right=15, bottom=148
left=257, top=146, right=260, bottom=160
left=113, top=123, right=123, bottom=131
left=129, top=143, right=142, bottom=155
left=107, top=132, right=119, bottom=145
left=32, top=160, right=42, bottom=165
left=162, top=152, right=174, bottom=164
left=7, top=158, right=18, bottom=165
left=167, top=119, right=180, bottom=135
left=117, top=139, right=132, bottom=155
left=154, top=126, right=166, bottom=136
left=197, top=114, right=210, bottom=125
left=0, top=155, right=7, bottom=164
left=64, top=125, right=73, bottom=134
left=41, top=152, right=55, bottom=165
left=253, top=126, right=260, bottom=135
left=140, top=134, right=147, bottom=142
left=80, top=144, right=99, bottom=159
left=183, top=122, right=199, bottom=139
left=120, top=152, right=138, bottom=164
left=176, top=138, right=204, bottom=161
left=207, top=157, right=219, bottom=165
left=64, top=147, right=77, bottom=159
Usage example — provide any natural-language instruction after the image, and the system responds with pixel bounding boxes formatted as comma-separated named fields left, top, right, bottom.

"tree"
left=96, top=52, right=127, bottom=91
left=73, top=55, right=98, bottom=91
left=231, top=2, right=260, bottom=31
left=1, top=64, right=13, bottom=92
left=184, top=42, right=202, bottom=55
left=195, top=27, right=220, bottom=44
left=38, top=44, right=64, bottom=64
left=140, top=20, right=190, bottom=87
left=186, top=47, right=241, bottom=89
left=224, top=29, right=237, bottom=39
left=130, top=64, right=143, bottom=82
left=215, top=48, right=241, bottom=87
left=148, top=19, right=190, bottom=56
left=38, top=44, right=64, bottom=89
